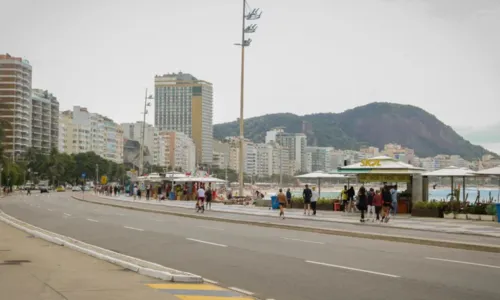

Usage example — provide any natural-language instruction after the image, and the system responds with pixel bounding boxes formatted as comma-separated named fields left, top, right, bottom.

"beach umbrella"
left=476, top=166, right=500, bottom=201
left=295, top=171, right=347, bottom=197
left=423, top=166, right=476, bottom=202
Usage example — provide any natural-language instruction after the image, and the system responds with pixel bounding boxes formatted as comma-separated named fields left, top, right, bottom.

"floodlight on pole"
left=237, top=0, right=262, bottom=197
left=139, top=90, right=153, bottom=176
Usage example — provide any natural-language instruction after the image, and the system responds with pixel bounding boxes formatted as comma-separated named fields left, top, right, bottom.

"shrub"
left=413, top=201, right=427, bottom=209
left=291, top=196, right=304, bottom=204
left=317, top=198, right=333, bottom=205
left=486, top=204, right=497, bottom=216
left=444, top=200, right=460, bottom=214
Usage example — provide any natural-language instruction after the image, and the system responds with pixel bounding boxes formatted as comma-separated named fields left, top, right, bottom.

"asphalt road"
left=2, top=192, right=500, bottom=300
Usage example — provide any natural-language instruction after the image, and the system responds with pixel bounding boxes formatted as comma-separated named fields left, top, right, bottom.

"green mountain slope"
left=213, top=102, right=494, bottom=161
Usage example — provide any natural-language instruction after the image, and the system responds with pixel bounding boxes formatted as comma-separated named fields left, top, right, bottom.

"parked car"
left=56, top=186, right=66, bottom=192
left=40, top=186, right=49, bottom=193
left=82, top=186, right=91, bottom=191
left=72, top=186, right=82, bottom=192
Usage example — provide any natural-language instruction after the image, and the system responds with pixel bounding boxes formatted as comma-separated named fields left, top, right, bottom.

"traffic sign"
left=82, top=172, right=86, bottom=178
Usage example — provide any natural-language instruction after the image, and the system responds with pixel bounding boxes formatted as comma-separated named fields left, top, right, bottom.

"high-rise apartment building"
left=160, top=131, right=196, bottom=172
left=31, top=89, right=59, bottom=153
left=305, top=147, right=334, bottom=172
left=121, top=122, right=166, bottom=167
left=154, top=72, right=213, bottom=165
left=59, top=106, right=123, bottom=163
left=0, top=54, right=32, bottom=158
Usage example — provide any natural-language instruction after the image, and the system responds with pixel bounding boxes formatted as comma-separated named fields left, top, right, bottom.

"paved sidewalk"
left=93, top=193, right=500, bottom=238
left=0, top=220, right=179, bottom=300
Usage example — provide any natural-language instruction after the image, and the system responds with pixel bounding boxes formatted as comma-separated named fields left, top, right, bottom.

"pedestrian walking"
left=278, top=188, right=287, bottom=219
left=133, top=184, right=138, bottom=200
left=205, top=184, right=212, bottom=210
left=347, top=186, right=355, bottom=213
left=311, top=186, right=319, bottom=216
left=381, top=186, right=392, bottom=223
left=373, top=189, right=383, bottom=221
left=341, top=186, right=348, bottom=213
left=146, top=184, right=151, bottom=201
left=390, top=185, right=398, bottom=217
left=26, top=186, right=31, bottom=195
left=196, top=185, right=205, bottom=213
left=303, top=184, right=312, bottom=215
left=356, top=186, right=368, bottom=222
left=366, top=188, right=375, bottom=221
left=286, top=188, right=292, bottom=208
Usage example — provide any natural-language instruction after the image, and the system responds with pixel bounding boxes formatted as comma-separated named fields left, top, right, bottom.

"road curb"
left=71, top=195, right=500, bottom=253
left=0, top=210, right=203, bottom=283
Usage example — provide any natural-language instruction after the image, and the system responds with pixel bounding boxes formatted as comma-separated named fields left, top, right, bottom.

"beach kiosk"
left=336, top=156, right=425, bottom=213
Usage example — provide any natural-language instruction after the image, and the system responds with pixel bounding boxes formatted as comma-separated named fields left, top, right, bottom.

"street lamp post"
left=0, top=164, right=3, bottom=197
left=236, top=0, right=262, bottom=197
left=139, top=89, right=153, bottom=176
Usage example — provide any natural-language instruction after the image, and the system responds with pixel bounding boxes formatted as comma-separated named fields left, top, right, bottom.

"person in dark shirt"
left=381, top=186, right=392, bottom=223
left=286, top=188, right=292, bottom=208
left=357, top=186, right=368, bottom=222
left=303, top=184, right=312, bottom=215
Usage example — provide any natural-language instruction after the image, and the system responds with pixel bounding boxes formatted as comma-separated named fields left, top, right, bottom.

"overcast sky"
left=2, top=0, right=499, bottom=132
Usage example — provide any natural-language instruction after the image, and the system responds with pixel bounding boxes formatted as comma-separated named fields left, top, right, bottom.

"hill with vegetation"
left=213, top=102, right=494, bottom=161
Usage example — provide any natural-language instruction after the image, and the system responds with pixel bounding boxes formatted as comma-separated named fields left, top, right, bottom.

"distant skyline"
left=2, top=0, right=499, bottom=132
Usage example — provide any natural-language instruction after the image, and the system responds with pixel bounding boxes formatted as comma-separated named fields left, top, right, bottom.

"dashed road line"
left=64, top=213, right=72, bottom=217
left=186, top=238, right=228, bottom=248
left=86, top=218, right=99, bottom=223
left=426, top=257, right=500, bottom=269
left=306, top=260, right=400, bottom=278
left=282, top=237, right=324, bottom=244
left=123, top=226, right=144, bottom=232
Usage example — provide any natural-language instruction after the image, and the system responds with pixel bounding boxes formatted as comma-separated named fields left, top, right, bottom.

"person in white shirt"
left=197, top=185, right=205, bottom=213
left=311, top=186, right=319, bottom=216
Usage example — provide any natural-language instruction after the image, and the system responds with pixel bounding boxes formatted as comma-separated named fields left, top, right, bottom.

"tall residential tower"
left=154, top=72, right=213, bottom=165
left=0, top=54, right=32, bottom=159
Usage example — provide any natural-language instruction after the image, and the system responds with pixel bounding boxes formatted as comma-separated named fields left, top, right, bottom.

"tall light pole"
left=236, top=0, right=262, bottom=197
left=139, top=89, right=153, bottom=176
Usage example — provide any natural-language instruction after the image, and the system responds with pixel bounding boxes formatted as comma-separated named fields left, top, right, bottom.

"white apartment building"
left=59, top=106, right=123, bottom=163
left=266, top=129, right=308, bottom=173
left=212, top=139, right=230, bottom=169
left=160, top=131, right=196, bottom=172
left=272, top=144, right=291, bottom=176
left=121, top=122, right=166, bottom=167
left=31, top=89, right=59, bottom=153
left=244, top=142, right=257, bottom=176
left=256, top=143, right=273, bottom=177
left=305, top=147, right=335, bottom=172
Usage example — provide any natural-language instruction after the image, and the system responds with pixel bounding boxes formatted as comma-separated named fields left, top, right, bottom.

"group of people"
left=276, top=184, right=319, bottom=219
left=343, top=185, right=398, bottom=223
left=195, top=183, right=213, bottom=213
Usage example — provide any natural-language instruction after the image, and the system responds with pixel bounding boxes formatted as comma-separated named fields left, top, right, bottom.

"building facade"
left=59, top=106, right=123, bottom=163
left=256, top=143, right=273, bottom=177
left=121, top=122, right=165, bottom=167
left=31, top=89, right=59, bottom=153
left=305, top=147, right=334, bottom=172
left=160, top=131, right=196, bottom=172
left=154, top=72, right=213, bottom=164
left=0, top=54, right=32, bottom=158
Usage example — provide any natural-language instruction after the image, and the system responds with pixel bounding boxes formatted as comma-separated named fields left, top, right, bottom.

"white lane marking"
left=152, top=219, right=163, bottom=222
left=47, top=209, right=53, bottom=211
left=228, top=287, right=254, bottom=296
left=124, top=226, right=144, bottom=232
left=115, top=213, right=125, bottom=216
left=86, top=218, right=99, bottom=223
left=186, top=238, right=228, bottom=248
left=203, top=278, right=219, bottom=284
left=282, top=237, right=324, bottom=244
left=426, top=257, right=500, bottom=269
left=305, top=260, right=400, bottom=278
left=64, top=213, right=72, bottom=217
left=197, top=226, right=224, bottom=231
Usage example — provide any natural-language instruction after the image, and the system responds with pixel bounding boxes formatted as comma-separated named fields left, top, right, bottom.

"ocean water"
left=286, top=188, right=500, bottom=202
left=429, top=188, right=500, bottom=202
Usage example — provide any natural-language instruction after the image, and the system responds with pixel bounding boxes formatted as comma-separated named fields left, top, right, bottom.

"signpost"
left=81, top=172, right=86, bottom=200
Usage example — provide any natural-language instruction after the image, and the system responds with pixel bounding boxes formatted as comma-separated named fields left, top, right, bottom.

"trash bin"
left=271, top=196, right=279, bottom=210
left=496, top=203, right=500, bottom=223
left=169, top=192, right=176, bottom=200
left=334, top=202, right=341, bottom=211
